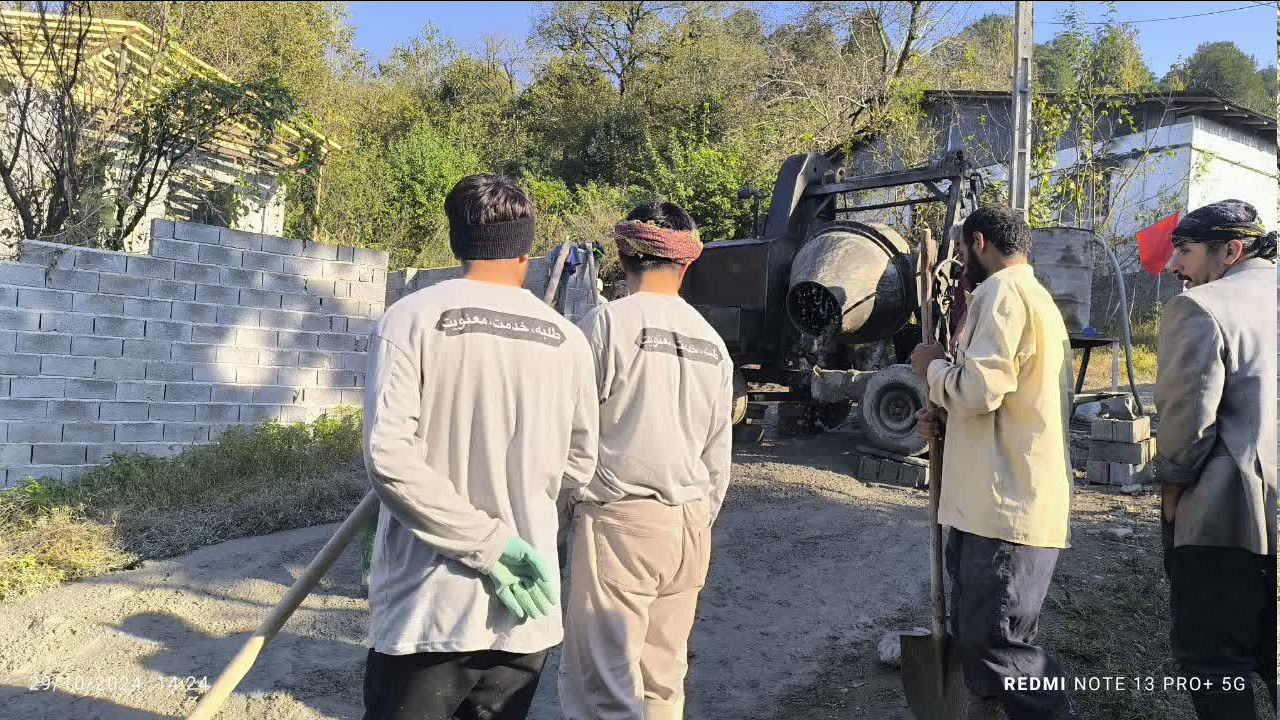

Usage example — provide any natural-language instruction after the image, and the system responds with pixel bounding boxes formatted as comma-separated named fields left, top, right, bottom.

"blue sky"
left=346, top=1, right=1277, bottom=78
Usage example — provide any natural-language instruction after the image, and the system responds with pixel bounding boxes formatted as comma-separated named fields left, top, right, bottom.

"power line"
left=1041, top=4, right=1266, bottom=25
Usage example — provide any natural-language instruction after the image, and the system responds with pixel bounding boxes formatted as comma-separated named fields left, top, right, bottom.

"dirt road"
left=0, top=429, right=933, bottom=719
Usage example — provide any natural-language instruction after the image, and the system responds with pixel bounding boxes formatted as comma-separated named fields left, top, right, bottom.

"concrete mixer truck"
left=679, top=150, right=982, bottom=458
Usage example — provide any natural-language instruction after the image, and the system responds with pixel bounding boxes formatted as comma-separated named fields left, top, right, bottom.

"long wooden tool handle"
left=917, top=231, right=945, bottom=640
left=543, top=241, right=573, bottom=307
left=187, top=490, right=381, bottom=720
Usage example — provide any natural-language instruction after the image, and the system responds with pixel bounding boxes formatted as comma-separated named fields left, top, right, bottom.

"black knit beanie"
left=449, top=216, right=536, bottom=261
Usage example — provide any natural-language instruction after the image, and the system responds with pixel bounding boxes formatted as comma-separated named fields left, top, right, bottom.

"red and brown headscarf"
left=613, top=220, right=703, bottom=265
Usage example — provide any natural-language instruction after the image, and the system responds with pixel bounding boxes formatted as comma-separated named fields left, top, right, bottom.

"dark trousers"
left=946, top=529, right=1074, bottom=720
left=363, top=648, right=548, bottom=720
left=1163, top=520, right=1277, bottom=720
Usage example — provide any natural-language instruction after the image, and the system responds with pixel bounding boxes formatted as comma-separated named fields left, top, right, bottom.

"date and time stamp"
left=28, top=673, right=210, bottom=694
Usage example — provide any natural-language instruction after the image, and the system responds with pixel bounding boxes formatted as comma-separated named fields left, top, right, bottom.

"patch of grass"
left=0, top=407, right=365, bottom=601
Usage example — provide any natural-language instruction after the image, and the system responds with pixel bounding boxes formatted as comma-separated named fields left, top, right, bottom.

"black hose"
left=1093, top=238, right=1146, bottom=416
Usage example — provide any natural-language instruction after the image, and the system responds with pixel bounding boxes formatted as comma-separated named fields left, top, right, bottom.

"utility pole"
left=1010, top=1, right=1034, bottom=220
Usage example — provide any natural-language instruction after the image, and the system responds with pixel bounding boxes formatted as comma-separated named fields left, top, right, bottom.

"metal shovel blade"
left=901, top=630, right=999, bottom=720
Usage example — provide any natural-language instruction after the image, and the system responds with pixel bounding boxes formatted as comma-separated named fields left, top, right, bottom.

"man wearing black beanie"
left=361, top=174, right=599, bottom=720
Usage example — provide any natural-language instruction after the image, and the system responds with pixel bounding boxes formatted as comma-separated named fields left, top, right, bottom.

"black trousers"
left=946, top=529, right=1074, bottom=720
left=363, top=648, right=548, bottom=720
left=1163, top=520, right=1277, bottom=720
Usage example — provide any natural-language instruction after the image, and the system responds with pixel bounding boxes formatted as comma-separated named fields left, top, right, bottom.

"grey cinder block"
left=12, top=378, right=65, bottom=399
left=0, top=352, right=42, bottom=375
left=98, top=273, right=151, bottom=297
left=337, top=246, right=355, bottom=263
left=0, top=308, right=41, bottom=331
left=1089, top=438, right=1156, bottom=466
left=262, top=272, right=306, bottom=295
left=45, top=269, right=100, bottom=293
left=0, top=399, right=47, bottom=420
left=164, top=383, right=212, bottom=403
left=174, top=221, right=220, bottom=244
left=41, top=355, right=96, bottom=378
left=220, top=267, right=262, bottom=289
left=220, top=228, right=262, bottom=251
left=242, top=251, right=285, bottom=273
left=8, top=423, right=61, bottom=443
left=17, top=331, right=71, bottom=355
left=145, top=361, right=194, bottom=382
left=197, top=244, right=243, bottom=268
left=318, top=333, right=358, bottom=352
left=75, top=293, right=123, bottom=315
left=149, top=279, right=197, bottom=302
left=115, top=422, right=163, bottom=442
left=100, top=401, right=150, bottom=421
left=195, top=284, right=239, bottom=306
left=171, top=302, right=218, bottom=326
left=192, top=324, right=235, bottom=345
left=317, top=370, right=356, bottom=388
left=1090, top=416, right=1151, bottom=443
left=297, top=351, right=335, bottom=369
left=125, top=255, right=175, bottom=280
left=33, top=443, right=87, bottom=465
left=237, top=328, right=276, bottom=348
left=325, top=262, right=362, bottom=282
left=145, top=320, right=192, bottom=342
left=150, top=218, right=176, bottom=240
left=116, top=382, right=165, bottom=402
left=170, top=343, right=218, bottom=364
left=216, top=305, right=260, bottom=327
left=123, top=298, right=172, bottom=320
left=216, top=346, right=258, bottom=365
left=195, top=404, right=240, bottom=422
left=150, top=238, right=200, bottom=262
left=283, top=256, right=326, bottom=278
left=239, top=404, right=280, bottom=423
left=74, top=248, right=128, bottom=274
left=72, top=336, right=125, bottom=358
left=281, top=294, right=322, bottom=313
left=237, top=366, right=277, bottom=385
left=94, top=357, right=147, bottom=381
left=63, top=379, right=116, bottom=399
left=277, top=368, right=318, bottom=386
left=94, top=316, right=146, bottom=339
left=87, top=443, right=138, bottom=463
left=0, top=263, right=47, bottom=287
left=259, top=349, right=298, bottom=368
left=18, top=288, right=74, bottom=312
left=265, top=236, right=305, bottom=257
left=239, top=288, right=282, bottom=310
left=253, top=386, right=300, bottom=404
left=302, top=388, right=342, bottom=406
left=47, top=400, right=98, bottom=421
left=0, top=443, right=34, bottom=465
left=278, top=331, right=319, bottom=351
left=124, top=339, right=172, bottom=361
left=174, top=261, right=221, bottom=285
left=150, top=403, right=196, bottom=422
left=63, top=423, right=115, bottom=443
left=40, top=311, right=94, bottom=334
left=211, top=384, right=254, bottom=403
left=163, top=423, right=209, bottom=443
left=300, top=241, right=338, bottom=261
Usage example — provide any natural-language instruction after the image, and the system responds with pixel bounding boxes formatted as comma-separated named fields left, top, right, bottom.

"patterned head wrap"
left=613, top=220, right=703, bottom=265
left=1172, top=199, right=1276, bottom=261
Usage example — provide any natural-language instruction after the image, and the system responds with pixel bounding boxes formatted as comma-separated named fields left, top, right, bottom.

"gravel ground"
left=0, top=428, right=932, bottom=719
left=1, top=408, right=1270, bottom=719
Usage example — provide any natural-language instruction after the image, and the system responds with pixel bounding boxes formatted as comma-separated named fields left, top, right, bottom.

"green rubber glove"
left=486, top=536, right=557, bottom=620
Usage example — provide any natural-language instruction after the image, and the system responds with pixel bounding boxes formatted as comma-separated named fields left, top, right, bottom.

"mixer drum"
left=785, top=221, right=914, bottom=344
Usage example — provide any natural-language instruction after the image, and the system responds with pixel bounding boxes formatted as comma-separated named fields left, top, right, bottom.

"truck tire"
left=731, top=369, right=748, bottom=425
left=859, top=365, right=928, bottom=457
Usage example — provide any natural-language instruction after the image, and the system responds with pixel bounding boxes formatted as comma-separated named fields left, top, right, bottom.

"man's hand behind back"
left=915, top=407, right=947, bottom=441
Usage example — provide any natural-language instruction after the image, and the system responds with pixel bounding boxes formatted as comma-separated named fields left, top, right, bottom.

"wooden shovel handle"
left=917, top=231, right=946, bottom=639
left=187, top=491, right=381, bottom=720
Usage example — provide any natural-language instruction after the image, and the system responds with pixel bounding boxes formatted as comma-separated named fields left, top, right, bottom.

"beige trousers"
left=558, top=496, right=712, bottom=720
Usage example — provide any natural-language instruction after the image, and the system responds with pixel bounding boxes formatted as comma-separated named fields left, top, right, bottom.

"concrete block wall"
left=387, top=249, right=599, bottom=323
left=0, top=220, right=388, bottom=486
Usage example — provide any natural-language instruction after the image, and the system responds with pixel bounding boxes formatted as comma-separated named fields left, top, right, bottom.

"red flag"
left=1137, top=212, right=1180, bottom=275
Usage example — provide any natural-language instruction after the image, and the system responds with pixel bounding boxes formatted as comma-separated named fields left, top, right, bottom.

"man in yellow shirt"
left=911, top=204, right=1076, bottom=719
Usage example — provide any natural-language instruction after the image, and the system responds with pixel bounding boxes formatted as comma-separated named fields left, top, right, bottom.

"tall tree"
left=1164, top=40, right=1273, bottom=112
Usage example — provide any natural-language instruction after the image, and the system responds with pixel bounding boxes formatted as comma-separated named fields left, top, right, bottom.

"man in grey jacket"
left=1156, top=199, right=1276, bottom=719
left=362, top=174, right=598, bottom=720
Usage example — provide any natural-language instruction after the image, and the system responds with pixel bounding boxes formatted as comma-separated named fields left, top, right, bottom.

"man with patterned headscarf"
left=558, top=201, right=733, bottom=720
left=1157, top=199, right=1276, bottom=719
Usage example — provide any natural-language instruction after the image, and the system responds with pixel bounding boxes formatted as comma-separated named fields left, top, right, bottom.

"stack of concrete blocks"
left=857, top=454, right=928, bottom=489
left=388, top=249, right=599, bottom=324
left=1088, top=414, right=1155, bottom=485
left=0, top=218, right=387, bottom=485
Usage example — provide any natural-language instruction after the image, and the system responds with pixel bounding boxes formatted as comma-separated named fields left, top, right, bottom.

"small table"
left=1070, top=333, right=1129, bottom=408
